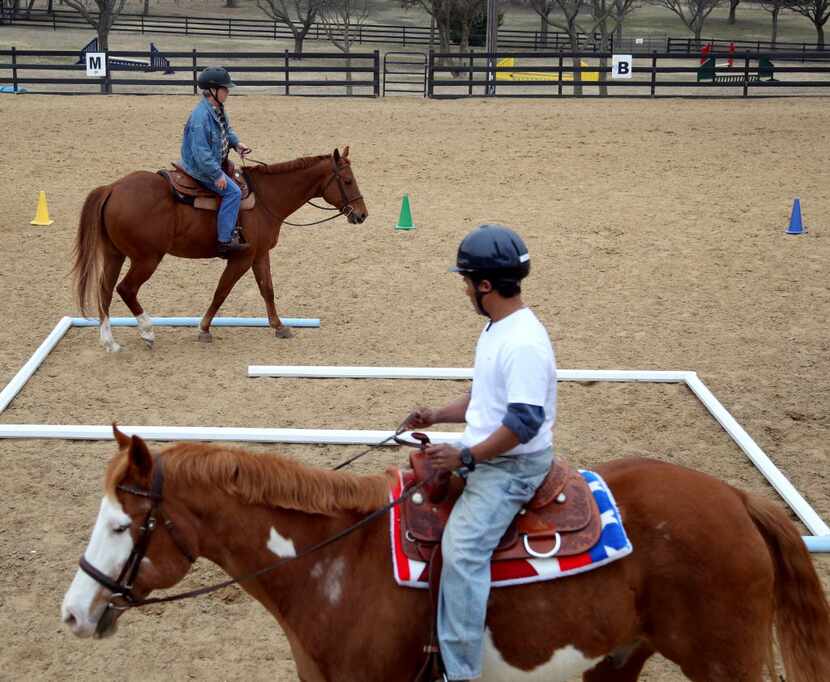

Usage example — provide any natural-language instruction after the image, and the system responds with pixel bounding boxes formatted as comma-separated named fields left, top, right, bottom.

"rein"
left=243, top=155, right=362, bottom=228
left=81, top=424, right=420, bottom=624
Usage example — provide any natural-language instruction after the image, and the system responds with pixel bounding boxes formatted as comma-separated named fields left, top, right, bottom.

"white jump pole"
left=0, top=316, right=73, bottom=413
left=248, top=366, right=692, bottom=382
left=684, top=373, right=830, bottom=537
left=0, top=424, right=461, bottom=445
left=72, top=316, right=320, bottom=328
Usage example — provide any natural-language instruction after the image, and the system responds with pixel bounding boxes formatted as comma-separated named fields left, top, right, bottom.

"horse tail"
left=73, top=185, right=112, bottom=319
left=744, top=493, right=830, bottom=682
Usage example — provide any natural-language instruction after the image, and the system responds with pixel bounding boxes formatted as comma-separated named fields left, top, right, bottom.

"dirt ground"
left=0, top=93, right=828, bottom=681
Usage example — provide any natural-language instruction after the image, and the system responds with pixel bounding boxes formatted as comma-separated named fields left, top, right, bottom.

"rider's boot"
left=216, top=228, right=249, bottom=259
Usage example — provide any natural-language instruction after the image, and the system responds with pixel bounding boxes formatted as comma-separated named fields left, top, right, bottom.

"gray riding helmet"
left=449, top=223, right=531, bottom=282
left=198, top=66, right=236, bottom=90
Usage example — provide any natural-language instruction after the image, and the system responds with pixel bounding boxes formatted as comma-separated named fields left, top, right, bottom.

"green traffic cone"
left=395, top=194, right=415, bottom=231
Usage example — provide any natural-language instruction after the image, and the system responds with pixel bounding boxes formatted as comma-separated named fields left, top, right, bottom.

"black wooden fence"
left=0, top=48, right=381, bottom=96
left=2, top=9, right=827, bottom=54
left=427, top=50, right=830, bottom=98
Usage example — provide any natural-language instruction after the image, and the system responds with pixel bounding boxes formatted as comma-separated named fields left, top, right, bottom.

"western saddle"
left=399, top=434, right=602, bottom=564
left=157, top=160, right=256, bottom=211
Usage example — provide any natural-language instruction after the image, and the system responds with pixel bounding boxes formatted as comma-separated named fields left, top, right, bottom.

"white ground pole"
left=0, top=316, right=320, bottom=415
left=248, top=365, right=830, bottom=553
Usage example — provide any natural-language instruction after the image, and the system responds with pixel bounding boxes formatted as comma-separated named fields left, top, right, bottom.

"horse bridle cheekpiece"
left=78, top=456, right=194, bottom=634
left=314, top=154, right=363, bottom=219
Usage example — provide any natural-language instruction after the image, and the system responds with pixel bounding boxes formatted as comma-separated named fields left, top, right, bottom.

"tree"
left=648, top=0, right=722, bottom=42
left=728, top=0, right=738, bottom=24
left=788, top=0, right=829, bottom=47
left=258, top=0, right=323, bottom=54
left=62, top=0, right=127, bottom=92
left=530, top=0, right=635, bottom=95
left=759, top=0, right=792, bottom=44
left=319, top=0, right=370, bottom=94
left=400, top=0, right=457, bottom=64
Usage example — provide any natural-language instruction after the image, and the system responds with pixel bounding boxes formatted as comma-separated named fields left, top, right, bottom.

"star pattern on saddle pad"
left=390, top=468, right=634, bottom=589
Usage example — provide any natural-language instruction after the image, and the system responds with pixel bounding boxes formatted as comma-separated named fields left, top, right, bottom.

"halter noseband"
left=78, top=456, right=195, bottom=633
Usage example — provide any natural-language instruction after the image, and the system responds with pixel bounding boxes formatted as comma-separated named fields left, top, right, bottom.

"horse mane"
left=106, top=443, right=391, bottom=515
left=252, top=155, right=331, bottom=175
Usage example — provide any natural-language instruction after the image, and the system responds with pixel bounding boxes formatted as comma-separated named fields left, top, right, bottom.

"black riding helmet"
left=450, top=223, right=530, bottom=282
left=450, top=224, right=530, bottom=317
left=197, top=66, right=236, bottom=91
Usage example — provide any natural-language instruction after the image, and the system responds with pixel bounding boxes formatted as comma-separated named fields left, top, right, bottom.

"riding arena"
left=1, top=3, right=829, bottom=681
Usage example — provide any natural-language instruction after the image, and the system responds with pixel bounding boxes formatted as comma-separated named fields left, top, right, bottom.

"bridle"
left=78, top=456, right=195, bottom=632
left=78, top=427, right=434, bottom=636
left=244, top=154, right=364, bottom=228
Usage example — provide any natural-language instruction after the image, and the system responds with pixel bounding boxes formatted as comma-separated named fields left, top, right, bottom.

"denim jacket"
left=180, top=97, right=240, bottom=184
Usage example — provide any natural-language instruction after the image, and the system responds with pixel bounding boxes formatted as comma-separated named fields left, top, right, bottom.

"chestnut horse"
left=62, top=431, right=830, bottom=681
left=72, top=148, right=367, bottom=352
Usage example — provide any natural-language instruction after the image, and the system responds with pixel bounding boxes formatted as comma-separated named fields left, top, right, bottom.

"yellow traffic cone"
left=30, top=191, right=54, bottom=226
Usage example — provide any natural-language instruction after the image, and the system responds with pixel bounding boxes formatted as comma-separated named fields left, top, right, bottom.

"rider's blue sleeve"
left=502, top=403, right=545, bottom=444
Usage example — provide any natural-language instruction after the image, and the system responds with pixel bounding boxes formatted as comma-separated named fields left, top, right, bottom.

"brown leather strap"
left=414, top=545, right=445, bottom=682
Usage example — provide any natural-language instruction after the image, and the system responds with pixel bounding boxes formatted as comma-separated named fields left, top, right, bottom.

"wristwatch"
left=459, top=447, right=476, bottom=472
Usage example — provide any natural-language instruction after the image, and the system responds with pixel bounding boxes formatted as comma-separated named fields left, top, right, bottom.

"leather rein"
left=79, top=428, right=433, bottom=635
left=243, top=155, right=363, bottom=228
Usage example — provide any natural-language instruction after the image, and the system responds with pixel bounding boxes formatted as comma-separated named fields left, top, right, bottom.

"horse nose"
left=62, top=604, right=90, bottom=637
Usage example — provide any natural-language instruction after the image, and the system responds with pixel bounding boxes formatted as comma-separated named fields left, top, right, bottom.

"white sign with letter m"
left=85, top=52, right=107, bottom=77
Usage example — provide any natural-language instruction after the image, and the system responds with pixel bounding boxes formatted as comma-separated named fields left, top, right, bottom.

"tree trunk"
left=728, top=0, right=739, bottom=25
left=539, top=14, right=548, bottom=48
left=143, top=0, right=150, bottom=16
left=570, top=33, right=582, bottom=96
left=818, top=23, right=825, bottom=50
left=225, top=0, right=238, bottom=7
left=771, top=6, right=779, bottom=45
left=97, top=26, right=111, bottom=94
left=293, top=33, right=305, bottom=55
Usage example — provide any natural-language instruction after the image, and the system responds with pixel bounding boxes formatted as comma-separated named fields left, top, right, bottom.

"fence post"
left=52, top=12, right=55, bottom=30
left=373, top=49, right=380, bottom=96
left=228, top=18, right=232, bottom=39
left=468, top=53, right=474, bottom=95
left=403, top=25, right=406, bottom=47
left=557, top=53, right=563, bottom=96
left=140, top=14, right=144, bottom=34
left=666, top=36, right=671, bottom=53
left=650, top=51, right=657, bottom=97
left=427, top=49, right=434, bottom=97
left=11, top=46, right=18, bottom=93
left=742, top=52, right=750, bottom=97
left=192, top=49, right=197, bottom=95
left=285, top=49, right=290, bottom=96
left=185, top=16, right=189, bottom=35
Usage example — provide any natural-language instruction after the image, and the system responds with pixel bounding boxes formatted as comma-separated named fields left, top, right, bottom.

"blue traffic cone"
left=786, top=198, right=805, bottom=235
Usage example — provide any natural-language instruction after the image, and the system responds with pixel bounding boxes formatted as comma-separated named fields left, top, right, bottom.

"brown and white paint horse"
left=72, top=148, right=367, bottom=351
left=62, top=429, right=830, bottom=681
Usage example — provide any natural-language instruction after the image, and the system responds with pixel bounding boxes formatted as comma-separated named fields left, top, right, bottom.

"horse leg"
left=98, top=249, right=126, bottom=353
left=198, top=257, right=253, bottom=342
left=251, top=255, right=293, bottom=339
left=582, top=643, right=654, bottom=682
left=115, top=255, right=163, bottom=349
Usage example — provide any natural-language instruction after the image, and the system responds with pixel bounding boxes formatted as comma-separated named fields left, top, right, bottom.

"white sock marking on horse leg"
left=136, top=312, right=155, bottom=346
left=99, top=317, right=121, bottom=353
left=267, top=527, right=297, bottom=558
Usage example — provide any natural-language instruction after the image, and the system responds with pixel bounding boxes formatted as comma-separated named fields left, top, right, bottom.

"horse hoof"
left=104, top=342, right=122, bottom=353
left=198, top=331, right=213, bottom=343
left=142, top=337, right=155, bottom=350
left=274, top=326, right=294, bottom=339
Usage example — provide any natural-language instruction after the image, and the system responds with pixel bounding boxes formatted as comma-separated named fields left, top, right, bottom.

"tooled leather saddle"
left=399, top=434, right=602, bottom=563
left=157, top=159, right=256, bottom=211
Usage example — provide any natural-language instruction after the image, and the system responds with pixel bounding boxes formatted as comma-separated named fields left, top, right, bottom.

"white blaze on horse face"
left=481, top=630, right=604, bottom=682
left=99, top=317, right=121, bottom=353
left=61, top=496, right=134, bottom=637
left=267, top=527, right=297, bottom=558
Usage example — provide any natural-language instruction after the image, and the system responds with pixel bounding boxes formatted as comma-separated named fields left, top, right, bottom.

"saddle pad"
left=389, top=469, right=633, bottom=589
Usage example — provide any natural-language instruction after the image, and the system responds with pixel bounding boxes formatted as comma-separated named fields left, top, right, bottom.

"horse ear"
left=333, top=148, right=341, bottom=163
left=127, top=435, right=153, bottom=478
left=113, top=423, right=131, bottom=450
left=342, top=145, right=350, bottom=158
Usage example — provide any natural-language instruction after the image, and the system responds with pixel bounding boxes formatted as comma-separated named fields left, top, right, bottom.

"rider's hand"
left=402, top=407, right=436, bottom=431
left=236, top=143, right=252, bottom=158
left=215, top=175, right=227, bottom=190
left=425, top=444, right=462, bottom=472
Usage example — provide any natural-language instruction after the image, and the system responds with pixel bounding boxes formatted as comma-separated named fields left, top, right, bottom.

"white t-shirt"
left=462, top=307, right=557, bottom=455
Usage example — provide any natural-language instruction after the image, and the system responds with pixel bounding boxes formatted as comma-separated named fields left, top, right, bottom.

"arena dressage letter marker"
left=247, top=364, right=830, bottom=554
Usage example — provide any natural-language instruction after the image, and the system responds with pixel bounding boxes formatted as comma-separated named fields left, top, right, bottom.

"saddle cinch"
left=157, top=160, right=256, bottom=211
left=399, top=434, right=602, bottom=563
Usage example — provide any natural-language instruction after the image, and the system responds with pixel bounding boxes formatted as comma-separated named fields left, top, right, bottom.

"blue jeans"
left=199, top=171, right=241, bottom=243
left=438, top=447, right=554, bottom=680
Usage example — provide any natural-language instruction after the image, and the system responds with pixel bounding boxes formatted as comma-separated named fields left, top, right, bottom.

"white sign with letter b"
left=611, top=55, right=633, bottom=80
